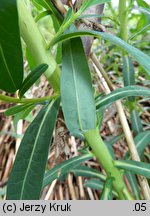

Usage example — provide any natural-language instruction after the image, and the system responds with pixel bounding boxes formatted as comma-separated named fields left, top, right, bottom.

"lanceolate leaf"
left=105, top=142, right=115, bottom=159
left=129, top=24, right=150, bottom=41
left=61, top=38, right=96, bottom=136
left=80, top=0, right=110, bottom=12
left=50, top=30, right=150, bottom=75
left=96, top=86, right=150, bottom=110
left=123, top=56, right=135, bottom=87
left=19, top=64, right=48, bottom=98
left=7, top=99, right=60, bottom=200
left=71, top=165, right=106, bottom=180
left=136, top=0, right=150, bottom=8
left=124, top=131, right=150, bottom=159
left=0, top=0, right=23, bottom=92
left=33, top=0, right=63, bottom=24
left=100, top=177, right=114, bottom=200
left=35, top=10, right=52, bottom=23
left=122, top=56, right=143, bottom=135
left=130, top=110, right=143, bottom=136
left=84, top=179, right=118, bottom=197
left=13, top=105, right=35, bottom=133
left=5, top=103, right=34, bottom=116
left=139, top=7, right=150, bottom=16
left=43, top=153, right=93, bottom=188
left=32, top=0, right=48, bottom=9
left=122, top=57, right=143, bottom=136
left=134, top=131, right=150, bottom=156
left=114, top=160, right=150, bottom=179
left=126, top=172, right=140, bottom=200
left=105, top=133, right=124, bottom=146
left=84, top=179, right=103, bottom=190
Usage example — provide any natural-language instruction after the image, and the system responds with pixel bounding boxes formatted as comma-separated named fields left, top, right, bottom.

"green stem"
left=119, top=0, right=150, bottom=199
left=0, top=94, right=58, bottom=104
left=17, top=0, right=60, bottom=93
left=119, top=0, right=128, bottom=43
left=84, top=128, right=134, bottom=200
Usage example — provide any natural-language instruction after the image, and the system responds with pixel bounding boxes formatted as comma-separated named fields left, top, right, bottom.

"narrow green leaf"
left=123, top=56, right=135, bottom=87
left=50, top=30, right=150, bottom=75
left=51, top=14, right=62, bottom=64
left=0, top=0, right=23, bottom=92
left=0, top=130, right=22, bottom=139
left=129, top=24, right=150, bottom=41
left=136, top=0, right=150, bottom=8
left=100, top=177, right=114, bottom=200
left=33, top=0, right=63, bottom=24
left=97, top=108, right=104, bottom=130
left=105, top=133, right=124, bottom=146
left=134, top=131, right=150, bottom=156
left=84, top=179, right=118, bottom=197
left=7, top=99, right=60, bottom=200
left=122, top=53, right=144, bottom=136
left=62, top=8, right=73, bottom=25
left=31, top=0, right=43, bottom=10
left=125, top=131, right=150, bottom=159
left=44, top=0, right=63, bottom=23
left=19, top=64, right=48, bottom=98
left=105, top=142, right=115, bottom=159
left=80, top=0, right=111, bottom=12
left=5, top=103, right=34, bottom=116
left=61, top=38, right=96, bottom=136
left=130, top=110, right=143, bottom=136
left=126, top=172, right=140, bottom=200
left=96, top=86, right=150, bottom=110
left=139, top=7, right=150, bottom=16
left=35, top=10, right=52, bottom=22
left=114, top=160, right=150, bottom=179
left=84, top=179, right=103, bottom=190
left=13, top=105, right=35, bottom=133
left=72, top=165, right=106, bottom=180
left=43, top=153, right=93, bottom=188
left=32, top=0, right=48, bottom=9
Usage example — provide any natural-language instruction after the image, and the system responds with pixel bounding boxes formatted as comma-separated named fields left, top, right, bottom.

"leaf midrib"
left=0, top=43, right=17, bottom=90
left=116, top=161, right=150, bottom=176
left=70, top=41, right=83, bottom=130
left=125, top=56, right=131, bottom=86
left=132, top=110, right=141, bottom=134
left=136, top=132, right=150, bottom=152
left=44, top=154, right=92, bottom=183
left=96, top=87, right=150, bottom=107
left=19, top=65, right=46, bottom=97
left=19, top=102, right=54, bottom=199
left=127, top=173, right=139, bottom=199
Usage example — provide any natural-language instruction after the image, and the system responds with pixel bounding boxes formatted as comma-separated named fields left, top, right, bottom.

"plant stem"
left=84, top=128, right=133, bottom=200
left=17, top=0, right=60, bottom=93
left=119, top=0, right=128, bottom=43
left=0, top=94, right=58, bottom=104
left=119, top=0, right=150, bottom=199
left=116, top=101, right=150, bottom=200
left=91, top=52, right=150, bottom=200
